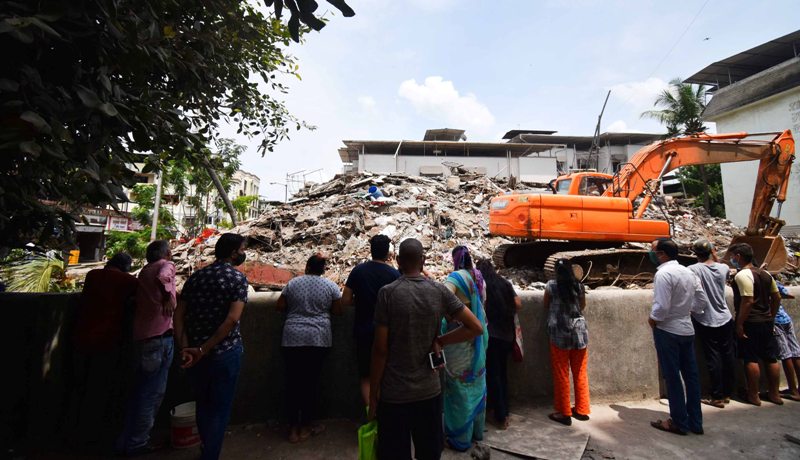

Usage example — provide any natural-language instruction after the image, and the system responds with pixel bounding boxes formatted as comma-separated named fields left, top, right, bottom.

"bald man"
left=368, top=238, right=483, bottom=460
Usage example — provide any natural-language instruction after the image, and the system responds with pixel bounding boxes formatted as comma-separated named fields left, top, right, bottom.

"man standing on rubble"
left=648, top=238, right=707, bottom=436
left=688, top=239, right=736, bottom=408
left=727, top=242, right=783, bottom=406
left=369, top=238, right=483, bottom=460
left=342, top=234, right=400, bottom=407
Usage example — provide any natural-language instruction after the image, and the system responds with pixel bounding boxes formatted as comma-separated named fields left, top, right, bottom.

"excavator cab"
left=552, top=171, right=614, bottom=196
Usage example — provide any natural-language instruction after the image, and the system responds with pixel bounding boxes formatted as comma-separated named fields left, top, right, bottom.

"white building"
left=339, top=128, right=664, bottom=184
left=685, top=29, right=800, bottom=231
left=504, top=130, right=664, bottom=175
left=231, top=170, right=261, bottom=220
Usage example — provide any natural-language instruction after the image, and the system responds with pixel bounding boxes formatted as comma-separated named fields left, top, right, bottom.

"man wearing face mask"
left=727, top=243, right=783, bottom=406
left=647, top=238, right=708, bottom=436
left=175, top=233, right=249, bottom=460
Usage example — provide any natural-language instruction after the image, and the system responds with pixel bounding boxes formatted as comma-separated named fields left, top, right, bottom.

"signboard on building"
left=109, top=217, right=130, bottom=231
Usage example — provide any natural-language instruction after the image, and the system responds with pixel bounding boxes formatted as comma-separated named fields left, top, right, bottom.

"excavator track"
left=494, top=243, right=697, bottom=287
left=543, top=248, right=697, bottom=287
left=543, top=248, right=654, bottom=287
left=493, top=241, right=618, bottom=270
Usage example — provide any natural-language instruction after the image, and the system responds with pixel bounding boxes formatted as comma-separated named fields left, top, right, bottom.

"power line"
left=646, top=0, right=711, bottom=80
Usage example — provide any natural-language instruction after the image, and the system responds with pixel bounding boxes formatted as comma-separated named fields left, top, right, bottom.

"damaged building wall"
left=358, top=154, right=556, bottom=179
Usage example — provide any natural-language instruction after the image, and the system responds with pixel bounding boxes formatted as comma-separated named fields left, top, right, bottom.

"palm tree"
left=642, top=78, right=708, bottom=135
left=642, top=78, right=713, bottom=212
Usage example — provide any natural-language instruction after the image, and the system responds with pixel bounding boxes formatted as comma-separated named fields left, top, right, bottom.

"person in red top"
left=69, top=253, right=138, bottom=452
left=116, top=240, right=177, bottom=456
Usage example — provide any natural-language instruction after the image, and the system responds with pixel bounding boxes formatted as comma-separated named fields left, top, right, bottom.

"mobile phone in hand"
left=429, top=350, right=446, bottom=369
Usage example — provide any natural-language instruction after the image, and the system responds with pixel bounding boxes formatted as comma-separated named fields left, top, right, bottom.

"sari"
left=441, top=269, right=489, bottom=451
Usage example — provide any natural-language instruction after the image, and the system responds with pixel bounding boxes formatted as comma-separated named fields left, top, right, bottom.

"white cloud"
left=397, top=76, right=495, bottom=134
left=610, top=77, right=670, bottom=114
left=605, top=120, right=644, bottom=133
left=358, top=95, right=376, bottom=111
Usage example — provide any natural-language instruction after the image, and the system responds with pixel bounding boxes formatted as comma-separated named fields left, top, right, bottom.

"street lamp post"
left=269, top=182, right=288, bottom=203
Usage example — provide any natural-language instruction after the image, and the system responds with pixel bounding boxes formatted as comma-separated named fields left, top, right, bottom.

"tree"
left=0, top=0, right=353, bottom=250
left=161, top=138, right=242, bottom=237
left=676, top=164, right=726, bottom=218
left=641, top=78, right=708, bottom=136
left=232, top=195, right=258, bottom=222
left=641, top=78, right=719, bottom=213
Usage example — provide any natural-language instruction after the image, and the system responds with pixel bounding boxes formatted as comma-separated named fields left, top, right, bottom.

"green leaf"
left=99, top=102, right=119, bottom=117
left=28, top=17, right=62, bottom=38
left=75, top=85, right=101, bottom=108
left=19, top=141, right=41, bottom=156
left=0, top=79, right=19, bottom=92
left=20, top=111, right=52, bottom=133
left=99, top=74, right=111, bottom=92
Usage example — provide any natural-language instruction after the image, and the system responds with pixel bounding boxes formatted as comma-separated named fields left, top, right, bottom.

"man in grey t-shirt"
left=689, top=239, right=736, bottom=408
left=369, top=238, right=483, bottom=460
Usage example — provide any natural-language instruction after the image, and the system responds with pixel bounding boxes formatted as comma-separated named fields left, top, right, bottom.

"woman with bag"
left=441, top=246, right=490, bottom=451
left=544, top=259, right=590, bottom=426
left=476, top=259, right=521, bottom=430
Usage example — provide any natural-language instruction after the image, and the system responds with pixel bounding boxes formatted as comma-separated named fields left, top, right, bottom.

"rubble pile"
left=642, top=198, right=742, bottom=249
left=170, top=173, right=798, bottom=290
left=171, top=172, right=526, bottom=288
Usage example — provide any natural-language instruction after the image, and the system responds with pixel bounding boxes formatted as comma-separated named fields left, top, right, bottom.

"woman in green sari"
left=441, top=245, right=489, bottom=451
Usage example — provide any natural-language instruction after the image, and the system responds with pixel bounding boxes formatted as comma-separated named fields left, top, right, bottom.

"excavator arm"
left=606, top=130, right=795, bottom=237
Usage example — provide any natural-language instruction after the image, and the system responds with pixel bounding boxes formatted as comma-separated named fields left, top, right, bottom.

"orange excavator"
left=489, top=130, right=795, bottom=285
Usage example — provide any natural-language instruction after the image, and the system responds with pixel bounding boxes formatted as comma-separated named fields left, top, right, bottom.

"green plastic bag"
left=358, top=419, right=378, bottom=460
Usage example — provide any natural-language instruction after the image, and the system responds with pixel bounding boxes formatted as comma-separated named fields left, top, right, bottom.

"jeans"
left=653, top=328, right=702, bottom=433
left=282, top=346, right=329, bottom=426
left=378, top=394, right=443, bottom=460
left=187, top=345, right=242, bottom=460
left=116, top=335, right=174, bottom=454
left=693, top=319, right=736, bottom=400
left=486, top=337, right=512, bottom=423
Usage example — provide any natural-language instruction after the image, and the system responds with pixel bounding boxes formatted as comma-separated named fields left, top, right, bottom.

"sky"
left=222, top=0, right=800, bottom=200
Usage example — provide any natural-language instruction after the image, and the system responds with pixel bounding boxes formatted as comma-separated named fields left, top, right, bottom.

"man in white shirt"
left=648, top=238, right=707, bottom=436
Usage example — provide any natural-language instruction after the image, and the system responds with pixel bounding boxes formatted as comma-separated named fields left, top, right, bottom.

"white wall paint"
left=519, top=157, right=559, bottom=182
left=706, top=87, right=800, bottom=227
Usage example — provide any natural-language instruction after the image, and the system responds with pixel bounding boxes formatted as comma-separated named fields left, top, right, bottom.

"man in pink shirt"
left=116, top=240, right=176, bottom=456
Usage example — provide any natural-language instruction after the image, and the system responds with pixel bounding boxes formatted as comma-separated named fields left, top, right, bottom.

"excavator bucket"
left=726, top=235, right=789, bottom=273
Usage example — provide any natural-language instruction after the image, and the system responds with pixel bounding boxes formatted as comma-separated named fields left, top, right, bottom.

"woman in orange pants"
left=543, top=259, right=590, bottom=425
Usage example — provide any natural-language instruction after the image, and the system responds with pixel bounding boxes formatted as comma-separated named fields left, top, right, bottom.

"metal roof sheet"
left=685, top=30, right=800, bottom=91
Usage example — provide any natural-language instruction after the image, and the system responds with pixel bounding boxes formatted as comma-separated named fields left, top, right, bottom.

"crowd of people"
left=72, top=231, right=799, bottom=459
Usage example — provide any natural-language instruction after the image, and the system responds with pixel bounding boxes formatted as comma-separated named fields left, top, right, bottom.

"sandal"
left=650, top=419, right=687, bottom=436
left=782, top=393, right=800, bottom=402
left=548, top=412, right=572, bottom=426
left=701, top=399, right=725, bottom=408
left=571, top=407, right=590, bottom=421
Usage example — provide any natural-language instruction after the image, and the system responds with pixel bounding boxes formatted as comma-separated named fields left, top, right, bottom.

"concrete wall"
left=708, top=87, right=800, bottom=227
left=4, top=287, right=800, bottom=453
left=518, top=157, right=559, bottom=183
left=359, top=154, right=558, bottom=181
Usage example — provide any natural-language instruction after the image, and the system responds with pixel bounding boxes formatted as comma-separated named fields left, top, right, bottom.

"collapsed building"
left=170, top=170, right=800, bottom=291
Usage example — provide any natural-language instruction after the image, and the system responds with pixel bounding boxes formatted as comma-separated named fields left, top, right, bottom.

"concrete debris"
left=170, top=173, right=798, bottom=290
left=171, top=172, right=518, bottom=289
